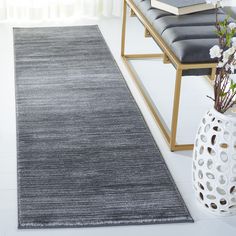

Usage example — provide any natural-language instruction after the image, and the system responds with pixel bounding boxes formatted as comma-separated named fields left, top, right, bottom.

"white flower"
left=225, top=63, right=234, bottom=72
left=223, top=46, right=235, bottom=62
left=210, top=45, right=222, bottom=58
left=232, top=37, right=236, bottom=47
left=225, top=64, right=230, bottom=70
left=228, top=22, right=236, bottom=31
left=217, top=61, right=224, bottom=68
left=230, top=65, right=235, bottom=73
left=225, top=47, right=235, bottom=56
left=225, top=63, right=236, bottom=74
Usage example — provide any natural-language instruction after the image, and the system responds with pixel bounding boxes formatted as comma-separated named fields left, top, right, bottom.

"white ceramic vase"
left=193, top=108, right=236, bottom=216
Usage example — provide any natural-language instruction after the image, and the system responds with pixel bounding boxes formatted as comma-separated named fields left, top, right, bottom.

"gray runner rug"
left=14, top=25, right=193, bottom=229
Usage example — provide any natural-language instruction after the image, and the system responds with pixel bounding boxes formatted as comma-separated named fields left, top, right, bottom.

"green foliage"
left=217, top=16, right=235, bottom=47
left=230, top=80, right=236, bottom=93
left=220, top=91, right=227, bottom=97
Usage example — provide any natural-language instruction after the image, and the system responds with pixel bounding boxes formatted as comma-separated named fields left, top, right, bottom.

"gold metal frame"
left=121, top=0, right=217, bottom=151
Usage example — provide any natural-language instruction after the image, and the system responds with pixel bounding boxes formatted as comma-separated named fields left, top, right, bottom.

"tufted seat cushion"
left=131, top=0, right=232, bottom=75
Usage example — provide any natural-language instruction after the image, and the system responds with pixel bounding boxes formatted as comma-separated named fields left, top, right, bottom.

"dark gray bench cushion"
left=131, top=0, right=231, bottom=75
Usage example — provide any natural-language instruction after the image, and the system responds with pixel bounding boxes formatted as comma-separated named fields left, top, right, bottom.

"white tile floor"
left=0, top=15, right=236, bottom=236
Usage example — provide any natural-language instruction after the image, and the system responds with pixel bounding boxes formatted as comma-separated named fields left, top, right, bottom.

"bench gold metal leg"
left=163, top=54, right=170, bottom=64
left=122, top=55, right=171, bottom=144
left=170, top=69, right=183, bottom=151
left=122, top=55, right=194, bottom=152
left=130, top=8, right=136, bottom=17
left=121, top=0, right=127, bottom=57
left=210, top=67, right=217, bottom=81
left=125, top=53, right=164, bottom=59
left=144, top=28, right=151, bottom=38
left=205, top=67, right=217, bottom=85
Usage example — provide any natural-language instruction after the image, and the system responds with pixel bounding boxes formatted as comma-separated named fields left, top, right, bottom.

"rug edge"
left=18, top=216, right=194, bottom=229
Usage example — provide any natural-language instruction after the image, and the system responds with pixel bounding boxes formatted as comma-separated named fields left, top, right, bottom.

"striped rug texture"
left=14, top=25, right=193, bottom=229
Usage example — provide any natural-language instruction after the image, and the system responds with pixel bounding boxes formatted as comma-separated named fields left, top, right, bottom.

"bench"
left=121, top=0, right=233, bottom=151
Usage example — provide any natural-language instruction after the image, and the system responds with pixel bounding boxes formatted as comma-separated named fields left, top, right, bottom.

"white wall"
left=225, top=0, right=236, bottom=6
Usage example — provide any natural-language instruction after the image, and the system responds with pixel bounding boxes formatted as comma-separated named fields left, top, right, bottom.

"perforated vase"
left=193, top=108, right=236, bottom=216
